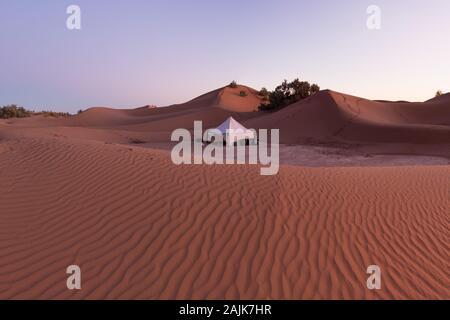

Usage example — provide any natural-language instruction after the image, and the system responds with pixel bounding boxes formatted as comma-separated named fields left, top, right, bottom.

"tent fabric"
left=206, top=117, right=255, bottom=143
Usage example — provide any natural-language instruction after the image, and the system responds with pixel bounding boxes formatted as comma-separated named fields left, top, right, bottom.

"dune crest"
left=246, top=90, right=450, bottom=144
left=215, top=85, right=263, bottom=112
left=63, top=85, right=262, bottom=131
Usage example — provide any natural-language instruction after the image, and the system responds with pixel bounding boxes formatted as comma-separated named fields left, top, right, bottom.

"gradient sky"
left=1, top=0, right=449, bottom=113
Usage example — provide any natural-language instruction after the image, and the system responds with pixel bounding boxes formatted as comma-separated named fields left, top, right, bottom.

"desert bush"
left=435, top=90, right=443, bottom=97
left=0, top=105, right=71, bottom=119
left=258, top=78, right=320, bottom=111
left=0, top=105, right=32, bottom=119
left=229, top=80, right=238, bottom=88
left=36, top=110, right=70, bottom=117
left=239, top=90, right=247, bottom=97
left=259, top=87, right=269, bottom=100
left=311, top=84, right=320, bottom=95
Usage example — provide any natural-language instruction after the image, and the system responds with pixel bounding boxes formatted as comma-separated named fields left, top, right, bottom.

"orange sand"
left=0, top=87, right=448, bottom=299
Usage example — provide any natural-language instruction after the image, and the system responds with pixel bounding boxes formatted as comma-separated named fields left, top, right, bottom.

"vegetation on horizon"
left=0, top=105, right=32, bottom=119
left=435, top=90, right=443, bottom=97
left=229, top=80, right=238, bottom=88
left=258, top=78, right=320, bottom=111
left=0, top=104, right=71, bottom=119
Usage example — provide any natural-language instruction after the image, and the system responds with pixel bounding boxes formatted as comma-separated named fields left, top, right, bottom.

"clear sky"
left=1, top=0, right=449, bottom=113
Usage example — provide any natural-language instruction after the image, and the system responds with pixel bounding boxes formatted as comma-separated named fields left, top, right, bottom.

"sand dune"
left=0, top=85, right=264, bottom=144
left=68, top=85, right=262, bottom=130
left=426, top=92, right=450, bottom=104
left=0, top=136, right=448, bottom=299
left=3, top=87, right=449, bottom=149
left=0, top=86, right=449, bottom=299
left=246, top=90, right=450, bottom=144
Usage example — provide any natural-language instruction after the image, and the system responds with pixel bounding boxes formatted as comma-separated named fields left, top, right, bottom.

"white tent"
left=206, top=116, right=256, bottom=145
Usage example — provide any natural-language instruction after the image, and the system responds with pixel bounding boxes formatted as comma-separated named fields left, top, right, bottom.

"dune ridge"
left=69, top=85, right=262, bottom=130
left=247, top=90, right=450, bottom=144
left=4, top=87, right=449, bottom=148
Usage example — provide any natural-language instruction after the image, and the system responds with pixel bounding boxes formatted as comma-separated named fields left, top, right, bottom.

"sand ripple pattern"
left=0, top=137, right=448, bottom=299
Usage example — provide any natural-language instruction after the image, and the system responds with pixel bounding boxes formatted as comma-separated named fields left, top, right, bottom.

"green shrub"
left=239, top=90, right=247, bottom=97
left=36, top=110, right=70, bottom=117
left=0, top=105, right=32, bottom=119
left=229, top=80, right=238, bottom=88
left=258, top=78, right=320, bottom=111
left=0, top=105, right=71, bottom=119
left=258, top=87, right=269, bottom=100
left=311, top=84, right=320, bottom=95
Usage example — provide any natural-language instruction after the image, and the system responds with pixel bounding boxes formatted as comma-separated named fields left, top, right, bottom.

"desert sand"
left=0, top=86, right=449, bottom=299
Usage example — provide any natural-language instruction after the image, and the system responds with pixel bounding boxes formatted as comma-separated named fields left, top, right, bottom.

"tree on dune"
left=258, top=87, right=269, bottom=100
left=229, top=80, right=238, bottom=88
left=311, top=84, right=320, bottom=95
left=259, top=78, right=320, bottom=111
